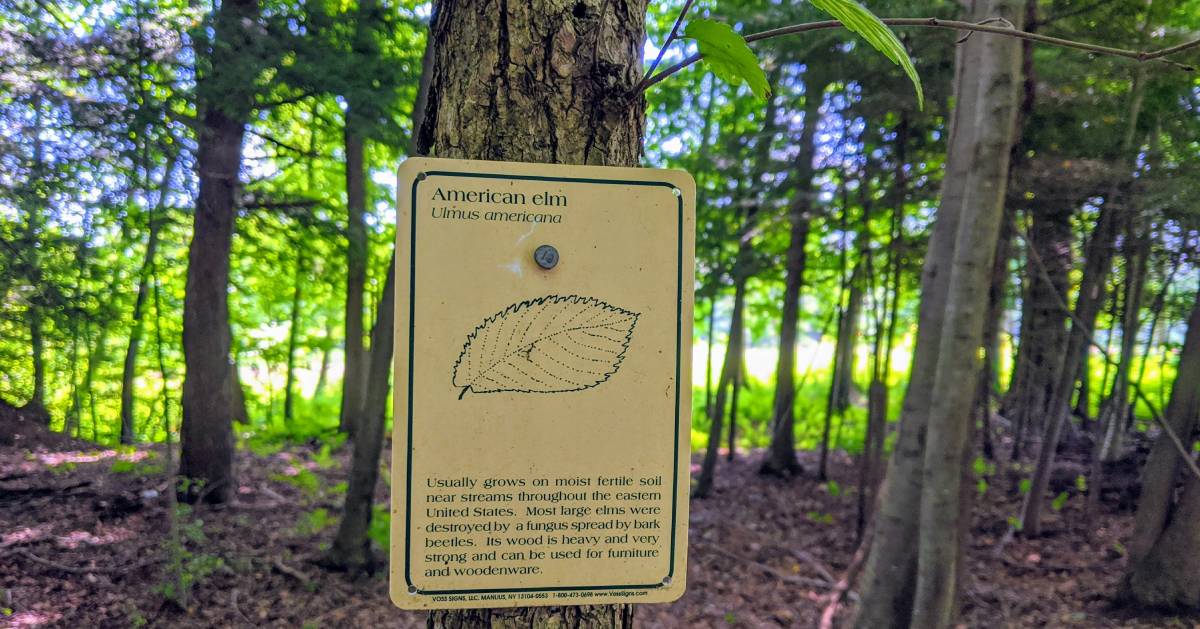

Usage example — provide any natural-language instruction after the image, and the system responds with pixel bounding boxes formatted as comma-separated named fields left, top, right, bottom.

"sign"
left=390, top=157, right=695, bottom=609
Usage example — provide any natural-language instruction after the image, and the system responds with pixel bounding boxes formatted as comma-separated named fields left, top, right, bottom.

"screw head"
left=534, top=244, right=559, bottom=270
left=671, top=187, right=681, bottom=197
left=662, top=576, right=672, bottom=586
left=408, top=585, right=419, bottom=594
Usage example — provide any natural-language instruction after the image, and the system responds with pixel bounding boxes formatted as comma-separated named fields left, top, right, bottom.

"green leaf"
left=808, top=0, right=924, bottom=109
left=683, top=19, right=771, bottom=100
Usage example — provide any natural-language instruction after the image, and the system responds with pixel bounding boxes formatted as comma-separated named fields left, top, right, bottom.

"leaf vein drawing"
left=453, top=295, right=639, bottom=399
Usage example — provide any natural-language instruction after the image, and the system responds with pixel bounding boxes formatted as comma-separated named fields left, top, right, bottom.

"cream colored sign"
left=390, top=157, right=694, bottom=609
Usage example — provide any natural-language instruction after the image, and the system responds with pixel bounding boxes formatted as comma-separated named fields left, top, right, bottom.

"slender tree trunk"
left=420, top=1, right=646, bottom=624
left=1014, top=64, right=1145, bottom=538
left=22, top=96, right=47, bottom=417
left=1004, top=201, right=1072, bottom=458
left=859, top=154, right=904, bottom=538
left=694, top=274, right=747, bottom=498
left=978, top=207, right=1011, bottom=460
left=1096, top=221, right=1149, bottom=463
left=1121, top=286, right=1200, bottom=608
left=727, top=356, right=742, bottom=462
left=912, top=1, right=1023, bottom=619
left=762, top=72, right=829, bottom=477
left=339, top=109, right=369, bottom=436
left=120, top=153, right=178, bottom=444
left=284, top=241, right=307, bottom=428
left=855, top=0, right=1023, bottom=624
left=327, top=257, right=396, bottom=570
left=704, top=298, right=715, bottom=417
left=325, top=24, right=434, bottom=573
left=179, top=0, right=262, bottom=504
left=314, top=319, right=334, bottom=400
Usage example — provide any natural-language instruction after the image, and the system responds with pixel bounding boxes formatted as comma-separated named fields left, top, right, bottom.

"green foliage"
left=369, top=503, right=390, bottom=549
left=157, top=504, right=225, bottom=608
left=684, top=19, right=770, bottom=99
left=1051, top=491, right=1070, bottom=512
left=808, top=0, right=924, bottom=109
left=295, top=508, right=336, bottom=536
left=271, top=468, right=321, bottom=497
left=806, top=510, right=835, bottom=525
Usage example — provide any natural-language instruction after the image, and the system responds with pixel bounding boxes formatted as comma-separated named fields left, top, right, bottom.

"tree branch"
left=637, top=17, right=1200, bottom=94
left=643, top=0, right=696, bottom=81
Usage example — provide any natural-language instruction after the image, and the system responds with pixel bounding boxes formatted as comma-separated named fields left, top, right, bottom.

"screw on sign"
left=534, top=244, right=559, bottom=270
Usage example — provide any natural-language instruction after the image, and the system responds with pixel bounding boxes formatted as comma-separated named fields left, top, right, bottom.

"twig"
left=271, top=558, right=311, bottom=584
left=230, top=588, right=253, bottom=626
left=697, top=542, right=835, bottom=589
left=12, top=548, right=157, bottom=574
left=309, top=598, right=375, bottom=625
left=643, top=0, right=696, bottom=81
left=819, top=535, right=871, bottom=629
left=636, top=17, right=1200, bottom=93
left=731, top=524, right=837, bottom=582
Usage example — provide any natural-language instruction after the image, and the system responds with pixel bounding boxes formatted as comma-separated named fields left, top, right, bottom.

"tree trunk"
left=911, top=0, right=1023, bottom=620
left=339, top=109, right=369, bottom=436
left=704, top=298, right=715, bottom=417
left=120, top=153, right=178, bottom=444
left=978, top=206, right=1012, bottom=460
left=421, top=1, right=646, bottom=624
left=1004, top=200, right=1072, bottom=459
left=1096, top=220, right=1149, bottom=463
left=855, top=0, right=1023, bottom=624
left=179, top=0, right=262, bottom=504
left=694, top=273, right=747, bottom=498
left=325, top=25, right=435, bottom=574
left=727, top=353, right=742, bottom=462
left=327, top=256, right=396, bottom=570
left=24, top=97, right=47, bottom=418
left=284, top=240, right=306, bottom=427
left=761, top=72, right=829, bottom=477
left=1121, top=286, right=1200, bottom=608
left=314, top=319, right=334, bottom=399
left=832, top=278, right=863, bottom=414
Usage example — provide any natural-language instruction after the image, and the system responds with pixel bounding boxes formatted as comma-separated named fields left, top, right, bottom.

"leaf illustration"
left=452, top=295, right=639, bottom=398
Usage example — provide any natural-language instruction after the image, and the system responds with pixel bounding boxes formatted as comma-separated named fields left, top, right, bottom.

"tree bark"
left=912, top=0, right=1023, bottom=621
left=1121, top=286, right=1200, bottom=608
left=339, top=109, right=369, bottom=436
left=422, top=1, right=646, bottom=624
left=761, top=71, right=830, bottom=477
left=179, top=0, right=262, bottom=504
left=855, top=0, right=1023, bottom=625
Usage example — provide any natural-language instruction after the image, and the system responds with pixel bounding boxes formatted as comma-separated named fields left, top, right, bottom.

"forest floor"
left=2, top=418, right=1199, bottom=628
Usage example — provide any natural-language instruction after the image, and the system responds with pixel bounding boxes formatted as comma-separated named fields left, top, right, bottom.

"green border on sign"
left=405, top=170, right=685, bottom=596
